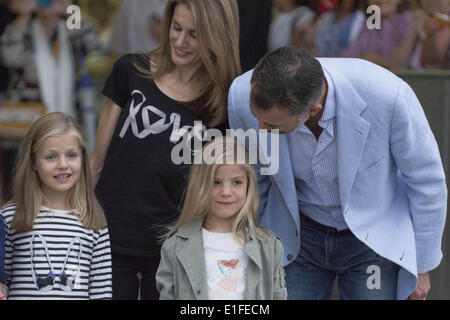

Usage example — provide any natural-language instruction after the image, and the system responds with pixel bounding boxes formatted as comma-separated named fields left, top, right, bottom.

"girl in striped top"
left=0, top=112, right=112, bottom=300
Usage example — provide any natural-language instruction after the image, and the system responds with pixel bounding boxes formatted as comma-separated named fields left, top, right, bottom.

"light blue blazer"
left=228, top=58, right=448, bottom=300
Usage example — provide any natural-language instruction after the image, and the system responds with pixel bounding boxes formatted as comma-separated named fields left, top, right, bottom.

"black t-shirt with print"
left=97, top=53, right=209, bottom=257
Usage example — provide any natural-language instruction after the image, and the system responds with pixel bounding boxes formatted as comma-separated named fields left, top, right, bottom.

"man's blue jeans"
left=285, top=214, right=400, bottom=300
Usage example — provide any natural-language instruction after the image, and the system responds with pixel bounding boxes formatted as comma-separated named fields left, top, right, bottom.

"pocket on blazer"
left=356, top=155, right=386, bottom=176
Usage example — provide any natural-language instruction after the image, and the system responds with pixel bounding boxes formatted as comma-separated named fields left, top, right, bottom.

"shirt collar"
left=320, top=69, right=336, bottom=122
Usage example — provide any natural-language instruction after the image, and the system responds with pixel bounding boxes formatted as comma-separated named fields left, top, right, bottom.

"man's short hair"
left=250, top=46, right=325, bottom=115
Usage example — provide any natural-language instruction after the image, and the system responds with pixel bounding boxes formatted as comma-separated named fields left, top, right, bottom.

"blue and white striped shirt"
left=1, top=204, right=112, bottom=300
left=288, top=71, right=348, bottom=230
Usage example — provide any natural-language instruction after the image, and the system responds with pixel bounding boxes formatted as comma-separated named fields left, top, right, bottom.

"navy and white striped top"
left=1, top=204, right=112, bottom=300
left=288, top=71, right=348, bottom=231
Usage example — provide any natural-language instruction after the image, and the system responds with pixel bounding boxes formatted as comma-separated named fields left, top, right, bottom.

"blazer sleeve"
left=390, top=81, right=448, bottom=274
left=156, top=237, right=176, bottom=300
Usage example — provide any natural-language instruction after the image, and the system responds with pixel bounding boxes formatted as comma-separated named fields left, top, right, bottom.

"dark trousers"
left=285, top=214, right=400, bottom=299
left=111, top=253, right=160, bottom=300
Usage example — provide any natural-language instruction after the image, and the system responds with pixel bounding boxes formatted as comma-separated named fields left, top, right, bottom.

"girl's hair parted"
left=7, top=112, right=106, bottom=232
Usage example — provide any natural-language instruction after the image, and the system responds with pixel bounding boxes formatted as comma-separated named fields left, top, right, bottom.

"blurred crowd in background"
left=0, top=0, right=449, bottom=202
left=0, top=0, right=449, bottom=115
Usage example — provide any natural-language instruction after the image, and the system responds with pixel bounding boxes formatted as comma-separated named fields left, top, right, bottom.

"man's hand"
left=408, top=273, right=431, bottom=300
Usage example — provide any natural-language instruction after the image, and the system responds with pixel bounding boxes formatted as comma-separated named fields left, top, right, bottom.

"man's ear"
left=309, top=103, right=323, bottom=117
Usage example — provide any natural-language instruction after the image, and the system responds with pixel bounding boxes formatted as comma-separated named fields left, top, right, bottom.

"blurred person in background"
left=0, top=0, right=101, bottom=204
left=318, top=0, right=339, bottom=12
left=90, top=0, right=241, bottom=300
left=342, top=0, right=412, bottom=69
left=81, top=0, right=116, bottom=45
left=268, top=0, right=315, bottom=53
left=107, top=0, right=167, bottom=55
left=392, top=0, right=449, bottom=69
left=0, top=0, right=101, bottom=118
left=0, top=0, right=16, bottom=100
left=313, top=0, right=365, bottom=57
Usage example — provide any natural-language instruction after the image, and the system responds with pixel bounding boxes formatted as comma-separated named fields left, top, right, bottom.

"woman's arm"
left=89, top=97, right=122, bottom=187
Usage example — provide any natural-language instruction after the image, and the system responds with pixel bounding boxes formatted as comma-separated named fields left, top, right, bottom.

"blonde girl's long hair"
left=166, top=136, right=268, bottom=245
left=7, top=112, right=106, bottom=232
left=136, top=0, right=241, bottom=127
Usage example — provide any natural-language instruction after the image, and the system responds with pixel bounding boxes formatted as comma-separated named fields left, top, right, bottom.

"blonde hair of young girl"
left=136, top=0, right=241, bottom=127
left=7, top=112, right=106, bottom=232
left=165, top=136, right=269, bottom=245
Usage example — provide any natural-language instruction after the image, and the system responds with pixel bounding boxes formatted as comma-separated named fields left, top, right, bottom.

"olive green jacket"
left=156, top=218, right=287, bottom=300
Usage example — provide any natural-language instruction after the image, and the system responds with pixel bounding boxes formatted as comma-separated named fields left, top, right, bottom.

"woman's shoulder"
left=113, top=53, right=151, bottom=72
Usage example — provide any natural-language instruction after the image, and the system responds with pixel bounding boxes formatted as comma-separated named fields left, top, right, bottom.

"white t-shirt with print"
left=202, top=228, right=248, bottom=300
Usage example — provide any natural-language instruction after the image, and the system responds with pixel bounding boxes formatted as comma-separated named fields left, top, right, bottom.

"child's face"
left=33, top=130, right=82, bottom=204
left=205, top=164, right=248, bottom=232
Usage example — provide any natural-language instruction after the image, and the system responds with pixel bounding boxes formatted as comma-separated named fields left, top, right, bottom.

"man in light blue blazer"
left=228, top=47, right=447, bottom=300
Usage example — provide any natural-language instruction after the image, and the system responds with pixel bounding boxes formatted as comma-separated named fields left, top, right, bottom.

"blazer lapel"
left=237, top=71, right=299, bottom=228
left=258, top=132, right=300, bottom=228
left=322, top=63, right=370, bottom=210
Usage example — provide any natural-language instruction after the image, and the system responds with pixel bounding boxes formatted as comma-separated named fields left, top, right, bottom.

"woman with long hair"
left=89, top=0, right=241, bottom=300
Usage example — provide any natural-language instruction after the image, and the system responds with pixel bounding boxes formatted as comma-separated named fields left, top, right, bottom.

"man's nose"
left=58, top=157, right=68, bottom=169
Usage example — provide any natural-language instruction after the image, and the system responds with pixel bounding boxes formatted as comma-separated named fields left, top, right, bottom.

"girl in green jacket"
left=156, top=136, right=287, bottom=300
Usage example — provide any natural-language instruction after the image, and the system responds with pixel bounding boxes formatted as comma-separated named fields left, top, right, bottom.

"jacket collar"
left=175, top=218, right=263, bottom=299
left=176, top=217, right=204, bottom=239
left=320, top=61, right=370, bottom=210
